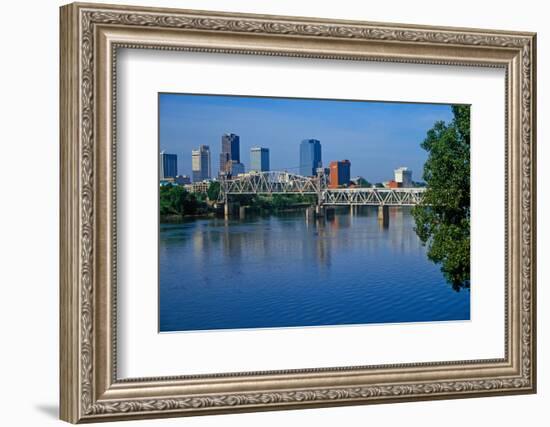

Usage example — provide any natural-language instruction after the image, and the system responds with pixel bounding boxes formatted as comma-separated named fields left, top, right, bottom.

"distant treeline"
left=160, top=182, right=318, bottom=219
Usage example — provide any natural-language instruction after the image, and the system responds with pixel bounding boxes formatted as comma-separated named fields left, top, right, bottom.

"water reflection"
left=159, top=207, right=470, bottom=332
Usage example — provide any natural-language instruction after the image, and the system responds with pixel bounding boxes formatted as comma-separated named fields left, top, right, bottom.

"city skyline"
left=159, top=93, right=455, bottom=183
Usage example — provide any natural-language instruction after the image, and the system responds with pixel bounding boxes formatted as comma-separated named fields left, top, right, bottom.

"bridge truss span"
left=322, top=187, right=426, bottom=206
left=219, top=171, right=426, bottom=206
left=219, top=171, right=320, bottom=201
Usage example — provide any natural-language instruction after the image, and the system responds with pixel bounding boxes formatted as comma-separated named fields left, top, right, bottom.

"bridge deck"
left=219, top=171, right=426, bottom=206
left=322, top=188, right=425, bottom=206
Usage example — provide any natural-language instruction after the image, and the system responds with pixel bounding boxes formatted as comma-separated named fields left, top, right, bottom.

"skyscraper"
left=299, top=139, right=322, bottom=177
left=250, top=147, right=270, bottom=172
left=219, top=133, right=240, bottom=175
left=191, top=145, right=211, bottom=182
left=329, top=160, right=351, bottom=188
left=159, top=151, right=177, bottom=179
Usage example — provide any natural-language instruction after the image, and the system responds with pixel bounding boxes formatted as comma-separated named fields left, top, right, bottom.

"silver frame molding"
left=60, top=2, right=537, bottom=423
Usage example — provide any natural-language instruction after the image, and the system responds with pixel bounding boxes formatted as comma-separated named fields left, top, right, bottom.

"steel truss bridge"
left=219, top=171, right=425, bottom=206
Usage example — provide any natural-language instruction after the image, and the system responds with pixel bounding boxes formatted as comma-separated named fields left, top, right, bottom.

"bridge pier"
left=378, top=205, right=389, bottom=228
left=306, top=205, right=334, bottom=221
left=306, top=205, right=325, bottom=219
left=315, top=205, right=325, bottom=217
left=219, top=174, right=425, bottom=226
left=224, top=202, right=230, bottom=218
left=224, top=201, right=240, bottom=218
left=305, top=206, right=314, bottom=221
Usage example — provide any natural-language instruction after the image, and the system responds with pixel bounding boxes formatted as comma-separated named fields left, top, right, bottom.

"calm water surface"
left=159, top=207, right=470, bottom=332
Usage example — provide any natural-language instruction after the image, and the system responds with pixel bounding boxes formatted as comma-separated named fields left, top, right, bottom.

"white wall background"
left=0, top=0, right=546, bottom=426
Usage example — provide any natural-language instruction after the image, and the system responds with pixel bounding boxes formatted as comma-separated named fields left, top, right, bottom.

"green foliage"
left=271, top=194, right=316, bottom=210
left=249, top=195, right=275, bottom=210
left=236, top=194, right=317, bottom=212
left=160, top=183, right=320, bottom=218
left=159, top=184, right=205, bottom=216
left=412, top=105, right=470, bottom=290
left=194, top=191, right=207, bottom=203
left=207, top=181, right=221, bottom=201
left=355, top=177, right=371, bottom=187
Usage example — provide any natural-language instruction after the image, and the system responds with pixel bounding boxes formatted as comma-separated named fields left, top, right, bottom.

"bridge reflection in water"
left=159, top=205, right=470, bottom=332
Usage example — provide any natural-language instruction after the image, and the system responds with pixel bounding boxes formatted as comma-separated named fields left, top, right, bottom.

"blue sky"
left=159, top=93, right=454, bottom=183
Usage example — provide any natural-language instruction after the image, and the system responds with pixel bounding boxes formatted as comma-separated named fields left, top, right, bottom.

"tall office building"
left=191, top=145, right=211, bottom=182
left=159, top=151, right=177, bottom=179
left=219, top=133, right=240, bottom=175
left=250, top=147, right=270, bottom=172
left=394, top=167, right=413, bottom=187
left=299, top=139, right=322, bottom=177
left=329, top=160, right=351, bottom=188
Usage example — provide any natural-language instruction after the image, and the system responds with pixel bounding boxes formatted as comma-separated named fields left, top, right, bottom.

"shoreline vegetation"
left=159, top=182, right=319, bottom=222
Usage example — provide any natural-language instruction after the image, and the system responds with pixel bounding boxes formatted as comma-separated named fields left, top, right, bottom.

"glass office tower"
left=299, top=139, right=322, bottom=176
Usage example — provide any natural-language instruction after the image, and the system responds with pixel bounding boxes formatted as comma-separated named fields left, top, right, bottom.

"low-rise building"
left=190, top=181, right=210, bottom=193
left=159, top=177, right=175, bottom=186
left=175, top=175, right=191, bottom=185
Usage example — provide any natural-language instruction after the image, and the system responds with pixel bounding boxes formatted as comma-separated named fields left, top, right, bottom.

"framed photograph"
left=60, top=2, right=537, bottom=423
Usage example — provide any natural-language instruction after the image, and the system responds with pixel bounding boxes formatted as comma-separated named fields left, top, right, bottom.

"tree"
left=159, top=184, right=201, bottom=216
left=412, top=105, right=470, bottom=290
left=160, top=184, right=183, bottom=215
left=207, top=181, right=221, bottom=202
left=356, top=177, right=371, bottom=188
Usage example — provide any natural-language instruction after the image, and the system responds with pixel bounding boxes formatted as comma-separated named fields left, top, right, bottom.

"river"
left=159, top=206, right=470, bottom=332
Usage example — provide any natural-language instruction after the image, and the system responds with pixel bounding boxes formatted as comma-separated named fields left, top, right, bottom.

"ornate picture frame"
left=60, top=2, right=536, bottom=423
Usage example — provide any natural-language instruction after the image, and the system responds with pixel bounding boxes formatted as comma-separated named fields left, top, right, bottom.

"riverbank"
left=160, top=183, right=320, bottom=221
left=160, top=203, right=314, bottom=223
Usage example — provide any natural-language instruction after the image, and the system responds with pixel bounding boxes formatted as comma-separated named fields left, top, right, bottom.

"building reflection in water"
left=167, top=206, right=426, bottom=282
left=159, top=205, right=470, bottom=332
left=160, top=206, right=425, bottom=278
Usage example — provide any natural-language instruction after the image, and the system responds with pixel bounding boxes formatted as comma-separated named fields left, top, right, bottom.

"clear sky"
left=159, top=93, right=454, bottom=183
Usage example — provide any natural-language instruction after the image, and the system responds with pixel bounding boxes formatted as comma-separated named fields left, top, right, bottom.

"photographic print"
left=158, top=93, right=471, bottom=333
